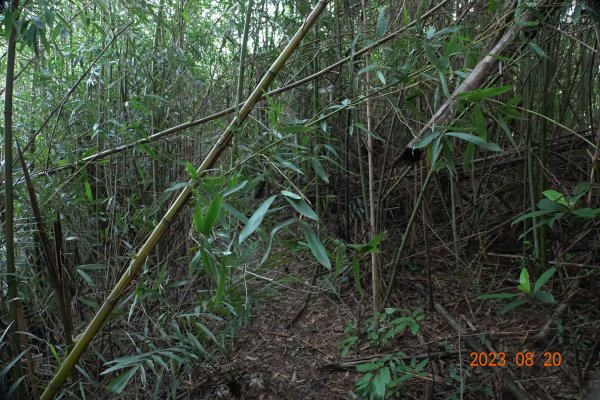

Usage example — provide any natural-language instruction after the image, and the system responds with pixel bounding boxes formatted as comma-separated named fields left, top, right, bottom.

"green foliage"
left=355, top=353, right=429, bottom=400
left=477, top=266, right=557, bottom=314
left=512, top=182, right=600, bottom=238
left=340, top=309, right=426, bottom=400
left=0, top=325, right=27, bottom=399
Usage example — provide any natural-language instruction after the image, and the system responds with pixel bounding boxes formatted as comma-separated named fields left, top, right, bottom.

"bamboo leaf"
left=528, top=41, right=548, bottom=58
left=261, top=219, right=295, bottom=265
left=193, top=205, right=203, bottom=233
left=239, top=195, right=277, bottom=243
left=301, top=222, right=330, bottom=269
left=376, top=7, right=388, bottom=38
left=518, top=268, right=530, bottom=293
left=201, top=194, right=223, bottom=235
left=107, top=366, right=139, bottom=393
left=445, top=132, right=502, bottom=152
left=458, top=85, right=513, bottom=101
left=501, top=298, right=529, bottom=314
left=85, top=180, right=93, bottom=201
left=533, top=267, right=556, bottom=294
left=214, top=266, right=226, bottom=304
left=282, top=191, right=319, bottom=221
left=352, top=255, right=363, bottom=295
left=476, top=293, right=518, bottom=300
left=312, top=159, right=329, bottom=183
left=186, top=161, right=198, bottom=179
left=412, top=131, right=441, bottom=149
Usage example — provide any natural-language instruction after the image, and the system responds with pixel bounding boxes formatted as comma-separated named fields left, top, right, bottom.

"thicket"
left=1, top=0, right=600, bottom=398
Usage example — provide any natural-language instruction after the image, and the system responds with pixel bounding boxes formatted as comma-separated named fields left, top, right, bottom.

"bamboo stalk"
left=39, top=1, right=330, bottom=398
left=3, top=2, right=25, bottom=398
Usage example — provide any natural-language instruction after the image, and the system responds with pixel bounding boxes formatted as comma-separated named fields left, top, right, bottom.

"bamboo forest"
left=1, top=0, right=600, bottom=399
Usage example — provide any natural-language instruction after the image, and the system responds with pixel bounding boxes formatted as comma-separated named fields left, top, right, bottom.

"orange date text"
left=468, top=351, right=562, bottom=367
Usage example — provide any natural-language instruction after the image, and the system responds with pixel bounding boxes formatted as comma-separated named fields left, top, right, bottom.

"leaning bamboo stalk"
left=17, top=145, right=74, bottom=348
left=398, top=0, right=555, bottom=163
left=39, top=1, right=330, bottom=398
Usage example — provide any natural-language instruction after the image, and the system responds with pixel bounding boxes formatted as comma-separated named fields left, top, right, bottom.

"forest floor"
left=186, top=252, right=598, bottom=400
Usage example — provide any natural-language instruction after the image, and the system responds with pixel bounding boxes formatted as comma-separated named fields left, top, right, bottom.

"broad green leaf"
left=376, top=7, right=388, bottom=38
left=534, top=290, right=555, bottom=304
left=335, top=244, right=346, bottom=276
left=357, top=64, right=377, bottom=75
left=542, top=190, right=567, bottom=206
left=80, top=298, right=100, bottom=309
left=439, top=70, right=450, bottom=97
left=193, top=205, right=203, bottom=233
left=373, top=367, right=390, bottom=398
left=533, top=267, right=556, bottom=294
left=200, top=245, right=217, bottom=279
left=412, top=131, right=441, bottom=149
left=458, top=85, right=512, bottom=101
left=518, top=268, right=530, bottom=293
left=432, top=26, right=461, bottom=37
left=76, top=269, right=94, bottom=287
left=528, top=41, right=548, bottom=58
left=82, top=147, right=98, bottom=158
left=214, top=266, right=226, bottom=304
left=347, top=231, right=387, bottom=253
left=538, top=198, right=566, bottom=211
left=261, top=219, right=295, bottom=265
left=194, top=321, right=219, bottom=346
left=352, top=255, right=363, bottom=295
left=223, top=180, right=248, bottom=197
left=201, top=194, right=223, bottom=235
left=572, top=208, right=600, bottom=219
left=445, top=132, right=502, bottom=152
left=85, top=181, right=93, bottom=201
left=189, top=251, right=202, bottom=275
left=77, top=263, right=105, bottom=270
left=107, top=366, right=138, bottom=394
left=476, top=293, right=519, bottom=300
left=283, top=191, right=319, bottom=221
left=356, top=362, right=379, bottom=372
left=276, top=158, right=303, bottom=174
left=166, top=181, right=191, bottom=192
left=301, top=222, right=331, bottom=269
left=186, top=161, right=198, bottom=179
left=423, top=43, right=448, bottom=72
left=239, top=195, right=277, bottom=244
left=501, top=298, right=529, bottom=314
left=312, top=159, right=329, bottom=183
left=512, top=209, right=555, bottom=225
left=222, top=203, right=248, bottom=223
left=281, top=190, right=301, bottom=199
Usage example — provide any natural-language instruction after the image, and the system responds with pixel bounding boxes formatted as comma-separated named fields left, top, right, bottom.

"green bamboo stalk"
left=360, top=0, right=381, bottom=312
left=236, top=0, right=253, bottom=124
left=40, top=1, right=330, bottom=398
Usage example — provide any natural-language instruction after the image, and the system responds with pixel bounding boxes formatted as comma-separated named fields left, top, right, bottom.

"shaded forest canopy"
left=1, top=0, right=600, bottom=399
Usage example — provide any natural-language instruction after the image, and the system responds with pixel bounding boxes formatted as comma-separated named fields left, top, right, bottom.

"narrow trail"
left=191, top=260, right=360, bottom=399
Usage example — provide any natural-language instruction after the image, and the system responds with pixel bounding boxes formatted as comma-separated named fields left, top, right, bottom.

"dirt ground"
left=185, top=252, right=599, bottom=400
